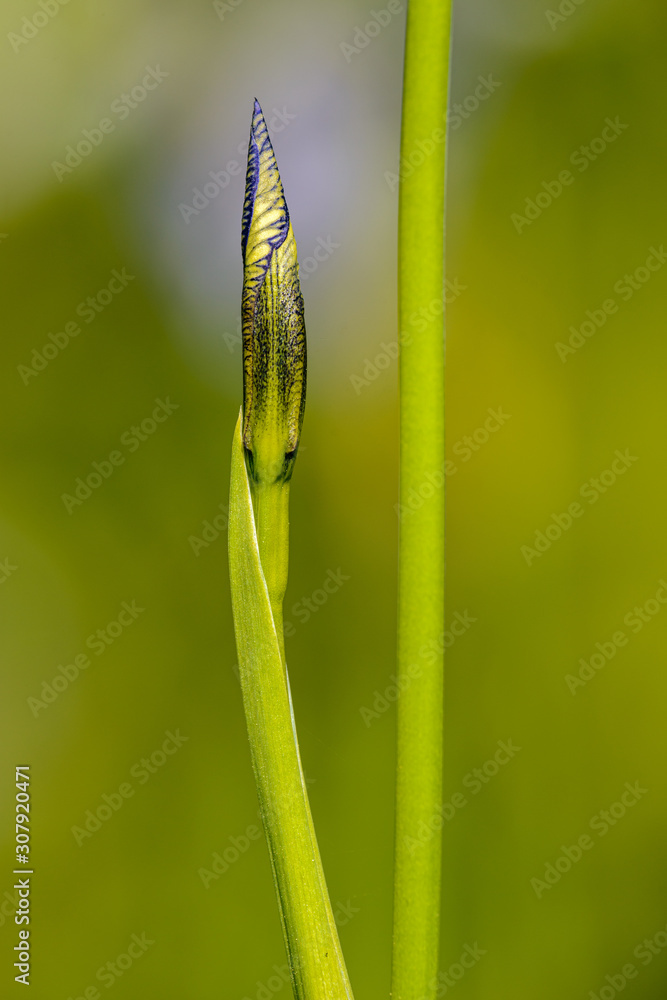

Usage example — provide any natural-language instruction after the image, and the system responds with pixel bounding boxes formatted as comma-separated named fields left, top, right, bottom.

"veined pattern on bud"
left=241, top=99, right=306, bottom=487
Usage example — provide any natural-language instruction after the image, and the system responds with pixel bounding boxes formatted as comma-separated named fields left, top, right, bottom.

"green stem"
left=392, top=2, right=451, bottom=999
left=252, top=478, right=290, bottom=664
left=229, top=416, right=354, bottom=999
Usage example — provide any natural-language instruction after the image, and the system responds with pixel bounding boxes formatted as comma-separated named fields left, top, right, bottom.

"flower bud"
left=241, top=99, right=306, bottom=486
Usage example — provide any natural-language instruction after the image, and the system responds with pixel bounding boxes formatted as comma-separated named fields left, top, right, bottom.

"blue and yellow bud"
left=241, top=99, right=306, bottom=487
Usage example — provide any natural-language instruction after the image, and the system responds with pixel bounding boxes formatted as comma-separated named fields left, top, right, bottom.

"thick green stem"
left=392, top=2, right=451, bottom=999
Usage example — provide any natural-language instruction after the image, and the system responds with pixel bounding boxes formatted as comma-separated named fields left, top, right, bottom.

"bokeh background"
left=2, top=0, right=667, bottom=997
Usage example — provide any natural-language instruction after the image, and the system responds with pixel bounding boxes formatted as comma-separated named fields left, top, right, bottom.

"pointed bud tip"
left=250, top=99, right=270, bottom=147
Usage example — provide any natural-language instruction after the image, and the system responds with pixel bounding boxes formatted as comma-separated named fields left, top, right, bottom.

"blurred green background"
left=2, top=0, right=667, bottom=997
